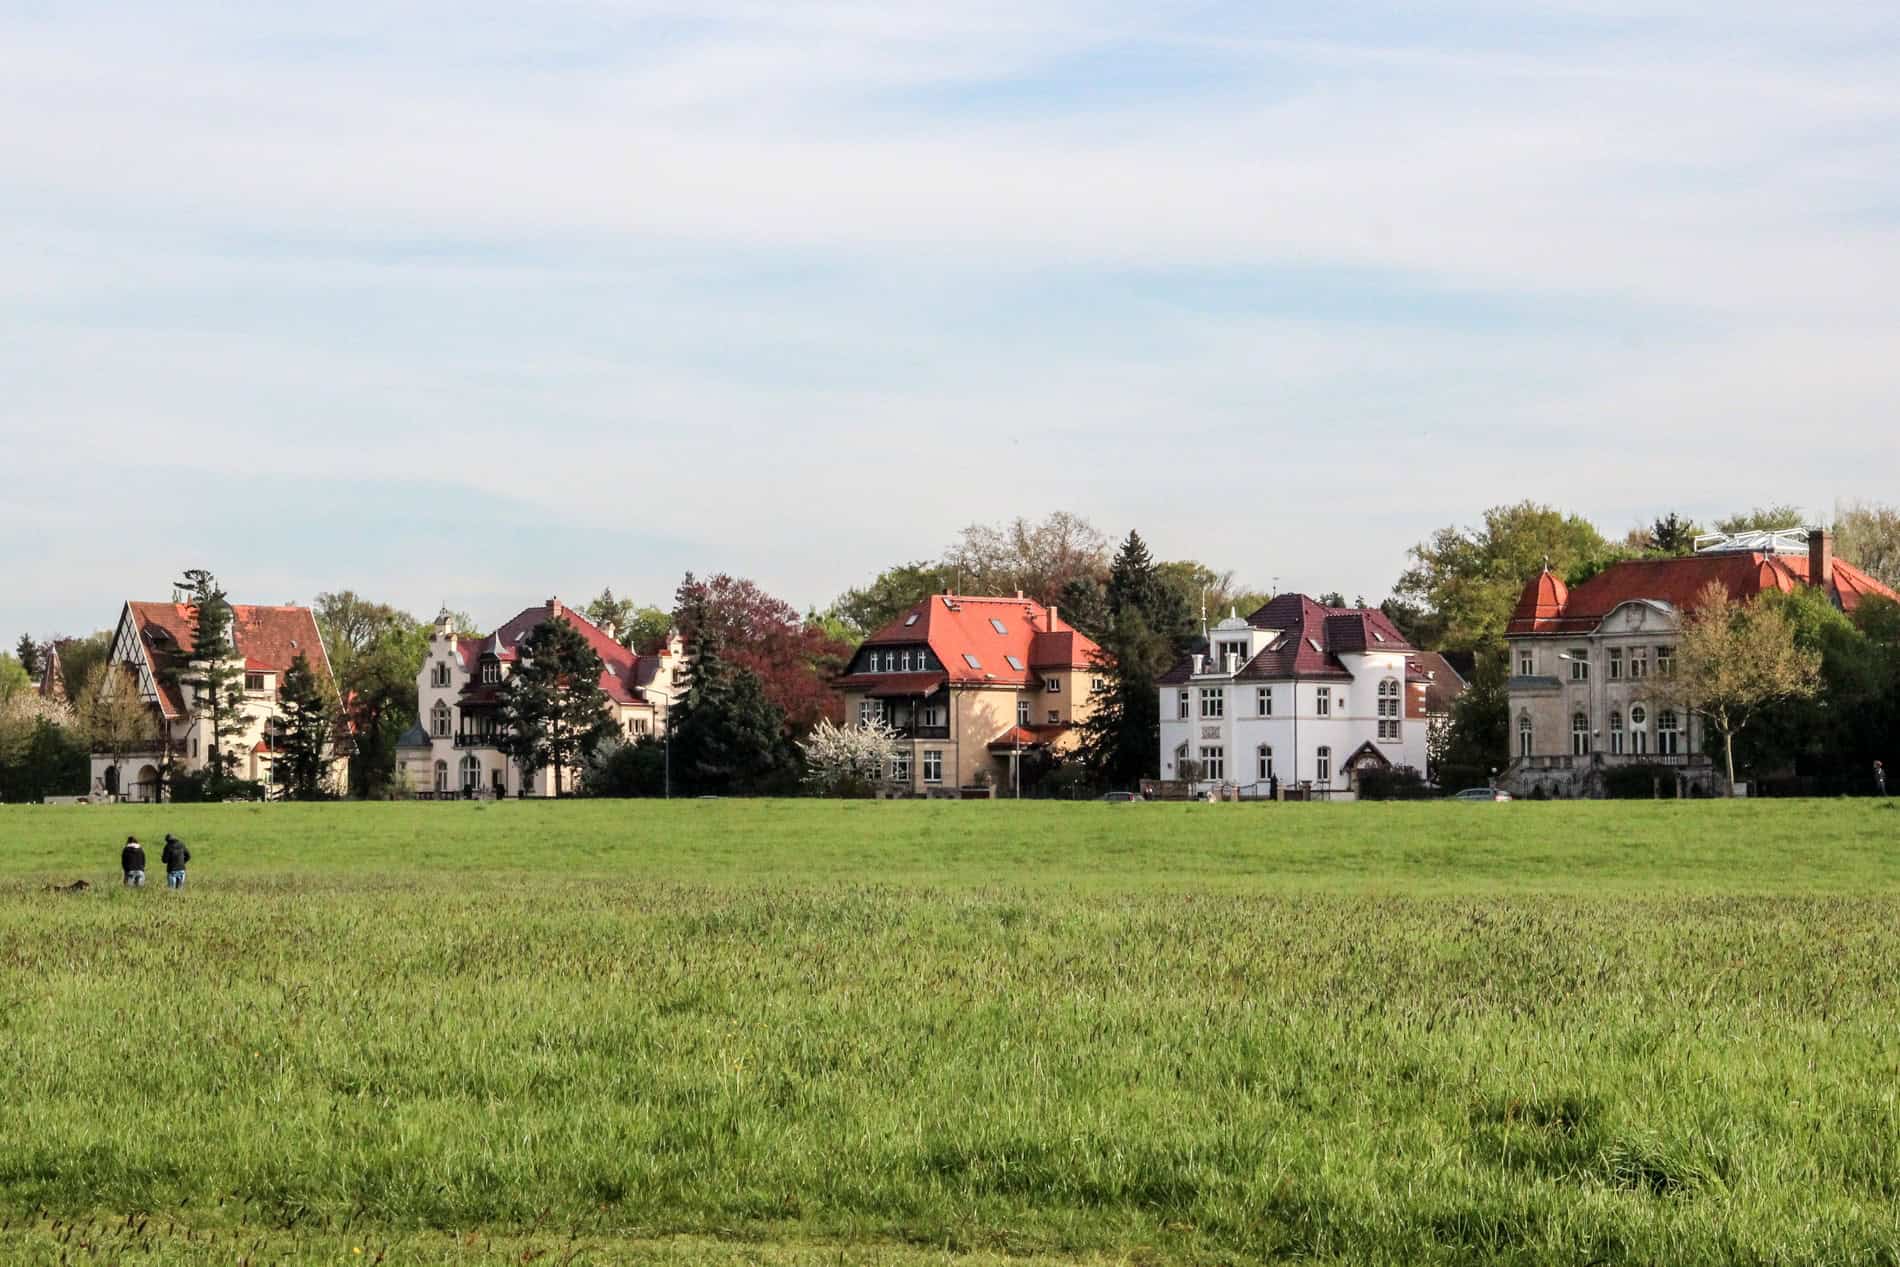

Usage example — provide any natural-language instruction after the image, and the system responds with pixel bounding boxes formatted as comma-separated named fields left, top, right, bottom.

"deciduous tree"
left=315, top=591, right=429, bottom=798
left=800, top=717, right=899, bottom=796
left=673, top=573, right=848, bottom=734
left=828, top=562, right=954, bottom=640
left=1833, top=501, right=1900, bottom=589
left=945, top=511, right=1109, bottom=606
left=1393, top=502, right=1621, bottom=652
left=1714, top=505, right=1803, bottom=534
left=1672, top=582, right=1822, bottom=794
left=76, top=663, right=154, bottom=798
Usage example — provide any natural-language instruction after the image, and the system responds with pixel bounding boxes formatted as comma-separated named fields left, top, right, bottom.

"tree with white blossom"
left=800, top=716, right=899, bottom=797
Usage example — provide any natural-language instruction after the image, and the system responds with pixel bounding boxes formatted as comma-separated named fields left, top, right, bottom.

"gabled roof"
left=1159, top=594, right=1414, bottom=685
left=127, top=601, right=332, bottom=719
left=1505, top=552, right=1898, bottom=636
left=1405, top=650, right=1467, bottom=719
left=463, top=601, right=657, bottom=708
left=853, top=595, right=1102, bottom=687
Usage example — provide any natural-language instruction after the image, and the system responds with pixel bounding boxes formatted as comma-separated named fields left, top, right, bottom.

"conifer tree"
left=1079, top=532, right=1182, bottom=788
left=277, top=652, right=335, bottom=800
left=14, top=635, right=42, bottom=681
left=667, top=589, right=793, bottom=794
left=173, top=569, right=250, bottom=792
left=496, top=616, right=616, bottom=797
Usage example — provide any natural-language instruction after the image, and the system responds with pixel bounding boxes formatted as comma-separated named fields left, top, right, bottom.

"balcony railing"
left=894, top=725, right=951, bottom=740
left=1515, top=751, right=1710, bottom=772
left=454, top=733, right=501, bottom=748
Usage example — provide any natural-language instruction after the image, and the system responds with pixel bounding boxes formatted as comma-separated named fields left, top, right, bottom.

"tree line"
left=5, top=500, right=1896, bottom=800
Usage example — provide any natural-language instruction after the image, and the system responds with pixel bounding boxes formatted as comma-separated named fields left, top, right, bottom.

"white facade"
left=398, top=606, right=683, bottom=798
left=1157, top=614, right=1425, bottom=799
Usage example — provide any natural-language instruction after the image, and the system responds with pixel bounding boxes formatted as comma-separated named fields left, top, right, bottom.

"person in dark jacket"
left=120, top=835, right=146, bottom=888
left=161, top=834, right=191, bottom=889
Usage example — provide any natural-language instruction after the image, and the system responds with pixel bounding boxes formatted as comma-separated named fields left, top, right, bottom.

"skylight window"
left=1005, top=655, right=1024, bottom=671
left=963, top=653, right=982, bottom=669
left=989, top=618, right=1008, bottom=634
left=904, top=613, right=919, bottom=627
left=1307, top=638, right=1322, bottom=653
left=1373, top=632, right=1386, bottom=643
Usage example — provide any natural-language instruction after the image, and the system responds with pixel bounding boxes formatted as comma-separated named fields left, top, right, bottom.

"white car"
left=1452, top=787, right=1512, bottom=802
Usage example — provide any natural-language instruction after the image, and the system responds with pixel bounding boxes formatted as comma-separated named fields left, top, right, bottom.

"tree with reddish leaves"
left=672, top=573, right=851, bottom=735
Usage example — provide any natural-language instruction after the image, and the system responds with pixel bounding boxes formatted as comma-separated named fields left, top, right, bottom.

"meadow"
left=1, top=799, right=1897, bottom=1265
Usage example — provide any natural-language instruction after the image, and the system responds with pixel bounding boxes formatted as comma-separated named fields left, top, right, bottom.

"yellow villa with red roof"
left=837, top=594, right=1104, bottom=795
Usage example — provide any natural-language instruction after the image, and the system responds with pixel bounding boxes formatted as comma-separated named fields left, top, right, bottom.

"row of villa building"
left=49, top=527, right=1892, bottom=802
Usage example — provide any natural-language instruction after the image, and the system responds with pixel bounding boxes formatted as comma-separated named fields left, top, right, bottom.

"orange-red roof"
left=128, top=601, right=332, bottom=719
left=1506, top=552, right=1897, bottom=636
left=852, top=595, right=1102, bottom=687
left=987, top=723, right=1072, bottom=750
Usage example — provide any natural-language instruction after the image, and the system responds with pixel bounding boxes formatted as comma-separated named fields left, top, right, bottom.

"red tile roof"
left=1159, top=594, right=1413, bottom=685
left=853, top=595, right=1102, bottom=688
left=128, top=602, right=332, bottom=719
left=461, top=602, right=657, bottom=707
left=986, top=723, right=1072, bottom=750
left=1505, top=553, right=1898, bottom=636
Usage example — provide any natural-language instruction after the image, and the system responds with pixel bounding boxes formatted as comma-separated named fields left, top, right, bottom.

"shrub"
left=1357, top=765, right=1431, bottom=801
left=1603, top=764, right=1683, bottom=800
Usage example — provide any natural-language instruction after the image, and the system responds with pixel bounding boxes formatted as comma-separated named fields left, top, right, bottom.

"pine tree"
left=667, top=607, right=792, bottom=795
left=495, top=616, right=617, bottom=797
left=14, top=635, right=42, bottom=681
left=1079, top=532, right=1183, bottom=788
left=173, top=569, right=250, bottom=793
left=277, top=652, right=335, bottom=800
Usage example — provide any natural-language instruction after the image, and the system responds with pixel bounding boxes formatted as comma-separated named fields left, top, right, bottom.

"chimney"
left=599, top=620, right=617, bottom=642
left=547, top=596, right=562, bottom=617
left=1807, top=529, right=1832, bottom=591
left=1048, top=605, right=1059, bottom=631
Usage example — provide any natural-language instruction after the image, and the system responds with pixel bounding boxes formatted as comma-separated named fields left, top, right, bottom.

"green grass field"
left=2, top=800, right=1897, bottom=1265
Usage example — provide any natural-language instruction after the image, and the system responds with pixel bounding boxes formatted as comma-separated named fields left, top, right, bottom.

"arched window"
left=1571, top=712, right=1590, bottom=756
left=1657, top=709, right=1681, bottom=756
left=1257, top=745, right=1274, bottom=781
left=460, top=754, right=481, bottom=792
left=1173, top=742, right=1188, bottom=775
left=1629, top=704, right=1649, bottom=755
left=1609, top=710, right=1625, bottom=754
left=1517, top=712, right=1533, bottom=758
left=431, top=701, right=451, bottom=739
left=433, top=760, right=448, bottom=793
left=1316, top=746, right=1332, bottom=783
left=1377, top=679, right=1401, bottom=739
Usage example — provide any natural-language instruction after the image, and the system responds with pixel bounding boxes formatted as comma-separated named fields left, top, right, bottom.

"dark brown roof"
left=1159, top=594, right=1413, bottom=685
left=464, top=602, right=657, bottom=708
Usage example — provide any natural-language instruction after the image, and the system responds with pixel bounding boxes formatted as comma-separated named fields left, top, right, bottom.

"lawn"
left=1, top=799, right=1897, bottom=1265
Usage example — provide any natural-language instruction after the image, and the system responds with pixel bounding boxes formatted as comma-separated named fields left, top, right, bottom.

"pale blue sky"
left=3, top=1, right=1897, bottom=637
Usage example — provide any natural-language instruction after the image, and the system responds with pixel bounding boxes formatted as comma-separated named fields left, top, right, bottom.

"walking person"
left=1877, top=760, right=1888, bottom=797
left=120, top=835, right=146, bottom=888
left=161, top=833, right=191, bottom=890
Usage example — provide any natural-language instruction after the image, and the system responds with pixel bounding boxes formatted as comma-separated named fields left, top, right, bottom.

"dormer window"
left=245, top=672, right=265, bottom=692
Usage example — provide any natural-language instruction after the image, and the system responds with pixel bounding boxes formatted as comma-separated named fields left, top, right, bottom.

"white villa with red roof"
left=1158, top=595, right=1427, bottom=798
left=396, top=598, right=683, bottom=798
left=89, top=599, right=344, bottom=801
left=1503, top=527, right=1897, bottom=797
left=838, top=594, right=1104, bottom=794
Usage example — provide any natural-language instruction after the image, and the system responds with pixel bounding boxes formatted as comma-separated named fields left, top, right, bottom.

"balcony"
left=895, top=725, right=951, bottom=740
left=454, top=733, right=502, bottom=748
left=1515, top=751, right=1710, bottom=772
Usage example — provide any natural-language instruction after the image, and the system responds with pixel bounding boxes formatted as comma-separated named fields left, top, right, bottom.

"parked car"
left=1101, top=791, right=1145, bottom=803
left=1451, top=787, right=1512, bottom=801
